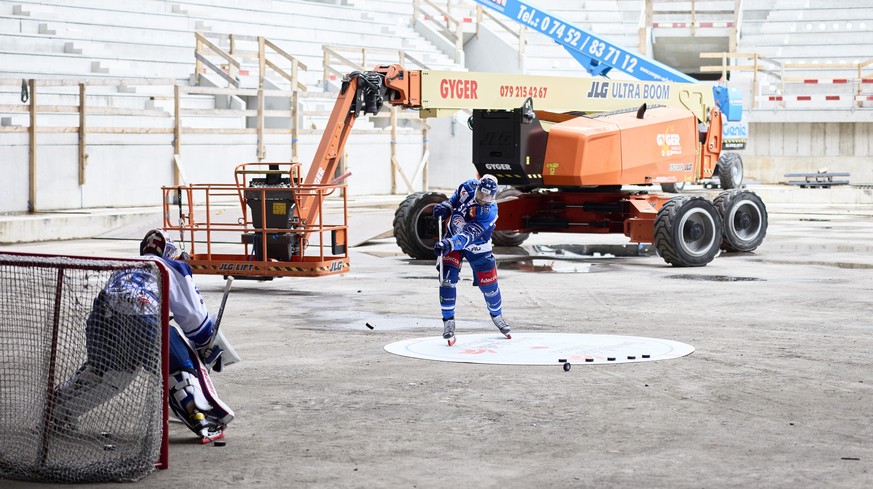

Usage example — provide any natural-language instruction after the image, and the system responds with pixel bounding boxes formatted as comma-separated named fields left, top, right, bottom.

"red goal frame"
left=0, top=251, right=170, bottom=471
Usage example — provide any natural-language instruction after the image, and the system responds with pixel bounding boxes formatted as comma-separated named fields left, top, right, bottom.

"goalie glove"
left=198, top=343, right=224, bottom=372
left=196, top=330, right=240, bottom=373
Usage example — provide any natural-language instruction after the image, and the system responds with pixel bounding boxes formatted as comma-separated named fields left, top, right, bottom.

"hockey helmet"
left=475, top=174, right=499, bottom=204
left=140, top=229, right=178, bottom=259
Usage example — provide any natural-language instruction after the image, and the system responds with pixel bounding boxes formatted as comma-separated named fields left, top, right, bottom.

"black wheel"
left=393, top=192, right=447, bottom=259
left=653, top=196, right=723, bottom=267
left=492, top=187, right=530, bottom=247
left=716, top=152, right=743, bottom=189
left=660, top=181, right=686, bottom=193
left=713, top=189, right=768, bottom=252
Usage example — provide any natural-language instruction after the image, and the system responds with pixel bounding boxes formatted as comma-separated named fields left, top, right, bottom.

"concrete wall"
left=0, top=129, right=429, bottom=214
left=426, top=115, right=477, bottom=192
left=744, top=122, right=873, bottom=185
left=464, top=27, right=523, bottom=74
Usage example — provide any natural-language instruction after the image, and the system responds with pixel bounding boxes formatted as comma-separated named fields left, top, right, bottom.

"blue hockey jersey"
left=103, top=255, right=215, bottom=349
left=444, top=179, right=498, bottom=253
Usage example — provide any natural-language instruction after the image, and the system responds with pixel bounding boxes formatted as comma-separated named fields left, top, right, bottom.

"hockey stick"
left=198, top=276, right=235, bottom=372
left=437, top=216, right=443, bottom=285
left=209, top=276, right=234, bottom=349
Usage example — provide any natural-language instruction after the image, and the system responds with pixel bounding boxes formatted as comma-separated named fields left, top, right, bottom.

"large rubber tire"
left=491, top=187, right=530, bottom=247
left=660, top=181, right=686, bottom=193
left=393, top=192, right=447, bottom=260
left=713, top=189, right=768, bottom=252
left=654, top=196, right=723, bottom=267
left=717, top=152, right=744, bottom=189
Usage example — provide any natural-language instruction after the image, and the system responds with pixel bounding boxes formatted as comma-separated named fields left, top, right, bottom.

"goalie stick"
left=199, top=276, right=235, bottom=371
left=212, top=275, right=234, bottom=344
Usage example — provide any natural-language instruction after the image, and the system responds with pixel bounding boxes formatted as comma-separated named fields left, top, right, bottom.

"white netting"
left=0, top=253, right=167, bottom=483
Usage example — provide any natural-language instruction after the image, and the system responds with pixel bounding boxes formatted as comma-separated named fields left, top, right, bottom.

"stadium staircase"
left=0, top=0, right=466, bottom=218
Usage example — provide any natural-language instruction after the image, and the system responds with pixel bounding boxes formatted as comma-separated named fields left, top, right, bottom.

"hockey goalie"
left=53, top=229, right=235, bottom=444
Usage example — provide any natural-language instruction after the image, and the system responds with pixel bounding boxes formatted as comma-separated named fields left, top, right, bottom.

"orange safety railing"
left=161, top=162, right=349, bottom=279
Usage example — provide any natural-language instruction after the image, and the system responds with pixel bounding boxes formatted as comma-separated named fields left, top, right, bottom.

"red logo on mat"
left=460, top=349, right=497, bottom=355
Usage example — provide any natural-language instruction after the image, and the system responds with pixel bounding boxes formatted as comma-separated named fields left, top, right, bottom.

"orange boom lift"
left=164, top=65, right=767, bottom=277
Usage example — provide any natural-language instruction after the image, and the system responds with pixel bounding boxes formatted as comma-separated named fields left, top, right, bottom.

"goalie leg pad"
left=168, top=327, right=235, bottom=428
left=53, top=364, right=135, bottom=428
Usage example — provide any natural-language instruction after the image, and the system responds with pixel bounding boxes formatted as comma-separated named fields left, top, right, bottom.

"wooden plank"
left=195, top=32, right=240, bottom=68
left=174, top=85, right=181, bottom=185
left=0, top=105, right=167, bottom=116
left=264, top=38, right=308, bottom=71
left=28, top=79, right=36, bottom=213
left=194, top=52, right=239, bottom=88
left=258, top=37, right=265, bottom=161
left=264, top=59, right=307, bottom=90
left=0, top=78, right=176, bottom=87
left=179, top=108, right=290, bottom=116
left=182, top=86, right=261, bottom=97
left=78, top=83, right=86, bottom=186
left=173, top=154, right=188, bottom=185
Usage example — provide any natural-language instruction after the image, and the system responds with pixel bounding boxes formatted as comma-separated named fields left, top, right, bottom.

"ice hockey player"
left=433, top=174, right=512, bottom=346
left=53, top=229, right=234, bottom=443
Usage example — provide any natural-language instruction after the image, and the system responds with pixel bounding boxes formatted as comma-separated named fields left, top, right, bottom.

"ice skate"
left=442, top=318, right=456, bottom=346
left=188, top=410, right=225, bottom=444
left=491, top=314, right=511, bottom=339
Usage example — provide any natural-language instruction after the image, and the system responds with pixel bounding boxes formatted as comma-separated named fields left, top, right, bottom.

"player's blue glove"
left=434, top=238, right=454, bottom=256
left=432, top=202, right=452, bottom=220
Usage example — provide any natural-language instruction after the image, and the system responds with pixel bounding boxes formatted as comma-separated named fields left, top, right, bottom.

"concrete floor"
left=1, top=186, right=872, bottom=488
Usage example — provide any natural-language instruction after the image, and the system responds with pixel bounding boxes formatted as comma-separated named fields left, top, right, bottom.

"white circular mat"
left=384, top=332, right=694, bottom=365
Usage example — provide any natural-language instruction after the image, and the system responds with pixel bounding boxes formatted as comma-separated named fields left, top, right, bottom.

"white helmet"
left=475, top=174, right=499, bottom=204
left=140, top=229, right=178, bottom=259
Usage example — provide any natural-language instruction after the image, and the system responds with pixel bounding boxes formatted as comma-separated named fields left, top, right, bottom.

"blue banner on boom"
left=474, top=0, right=697, bottom=83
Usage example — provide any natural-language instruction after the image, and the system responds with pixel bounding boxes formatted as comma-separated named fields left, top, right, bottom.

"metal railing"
left=641, top=0, right=742, bottom=53
left=701, top=53, right=873, bottom=109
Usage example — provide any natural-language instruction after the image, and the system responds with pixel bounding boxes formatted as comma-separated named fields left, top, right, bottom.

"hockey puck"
left=563, top=362, right=571, bottom=372
left=558, top=358, right=567, bottom=363
left=627, top=356, right=636, bottom=360
left=607, top=357, right=615, bottom=361
left=365, top=323, right=374, bottom=330
left=642, top=354, right=650, bottom=359
left=214, top=440, right=226, bottom=447
left=585, top=358, right=594, bottom=363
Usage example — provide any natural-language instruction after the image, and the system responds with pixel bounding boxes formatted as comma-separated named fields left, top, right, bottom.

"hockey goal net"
left=0, top=252, right=169, bottom=483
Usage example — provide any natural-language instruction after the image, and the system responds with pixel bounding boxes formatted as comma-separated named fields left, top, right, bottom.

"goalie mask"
left=475, top=174, right=499, bottom=204
left=140, top=229, right=178, bottom=259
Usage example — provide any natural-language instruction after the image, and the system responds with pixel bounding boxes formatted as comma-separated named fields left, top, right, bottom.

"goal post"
left=0, top=252, right=170, bottom=483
